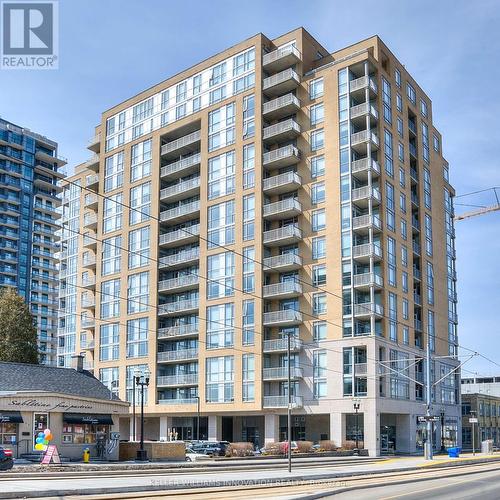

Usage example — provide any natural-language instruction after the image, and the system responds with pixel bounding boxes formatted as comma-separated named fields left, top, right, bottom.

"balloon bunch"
left=35, top=429, right=53, bottom=451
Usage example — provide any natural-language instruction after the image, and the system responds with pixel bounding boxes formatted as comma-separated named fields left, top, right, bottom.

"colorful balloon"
left=44, top=429, right=51, bottom=436
left=34, top=443, right=44, bottom=451
left=46, top=434, right=53, bottom=441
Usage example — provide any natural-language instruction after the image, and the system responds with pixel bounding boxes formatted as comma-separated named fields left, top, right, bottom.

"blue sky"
left=1, top=0, right=499, bottom=374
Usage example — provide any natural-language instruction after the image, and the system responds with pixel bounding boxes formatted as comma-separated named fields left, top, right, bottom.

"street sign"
left=418, top=416, right=440, bottom=423
left=469, top=417, right=478, bottom=424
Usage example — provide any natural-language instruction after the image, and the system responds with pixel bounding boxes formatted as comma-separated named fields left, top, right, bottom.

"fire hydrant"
left=83, top=447, right=90, bottom=463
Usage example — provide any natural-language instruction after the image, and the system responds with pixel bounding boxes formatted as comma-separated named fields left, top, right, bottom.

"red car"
left=0, top=447, right=13, bottom=471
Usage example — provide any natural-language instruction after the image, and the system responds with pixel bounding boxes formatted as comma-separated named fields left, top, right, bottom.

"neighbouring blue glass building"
left=0, top=118, right=66, bottom=365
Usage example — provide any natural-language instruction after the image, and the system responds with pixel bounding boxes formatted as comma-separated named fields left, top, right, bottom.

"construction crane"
left=454, top=187, right=500, bottom=221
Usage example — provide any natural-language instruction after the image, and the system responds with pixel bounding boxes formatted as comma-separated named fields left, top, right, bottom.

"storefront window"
left=62, top=424, right=109, bottom=444
left=33, top=413, right=49, bottom=448
left=0, top=422, right=17, bottom=445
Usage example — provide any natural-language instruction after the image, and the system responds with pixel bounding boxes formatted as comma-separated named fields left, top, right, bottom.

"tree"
left=0, top=288, right=39, bottom=364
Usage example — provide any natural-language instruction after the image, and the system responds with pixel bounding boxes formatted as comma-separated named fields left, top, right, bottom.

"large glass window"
left=243, top=246, right=255, bottom=292
left=100, top=279, right=120, bottom=319
left=313, top=350, right=327, bottom=398
left=208, top=150, right=235, bottom=200
left=243, top=299, right=254, bottom=345
left=99, top=367, right=119, bottom=396
left=127, top=272, right=149, bottom=314
left=129, top=182, right=151, bottom=225
left=102, top=236, right=121, bottom=276
left=126, top=364, right=149, bottom=404
left=207, top=251, right=235, bottom=299
left=206, top=356, right=234, bottom=403
left=424, top=214, right=433, bottom=256
left=208, top=103, right=235, bottom=152
left=313, top=293, right=327, bottom=314
left=104, top=152, right=124, bottom=192
left=312, top=182, right=325, bottom=204
left=313, top=321, right=327, bottom=341
left=311, top=155, right=325, bottom=178
left=207, top=200, right=235, bottom=247
left=310, top=103, right=324, bottom=126
left=382, top=77, right=392, bottom=124
left=243, top=144, right=255, bottom=189
left=243, top=95, right=255, bottom=139
left=243, top=194, right=255, bottom=240
left=312, top=209, right=326, bottom=231
left=312, top=236, right=326, bottom=259
left=128, top=227, right=150, bottom=269
left=103, top=193, right=123, bottom=234
left=311, top=129, right=324, bottom=151
left=130, top=139, right=152, bottom=182
left=242, top=354, right=255, bottom=402
left=207, top=303, right=234, bottom=349
left=126, top=318, right=148, bottom=358
left=309, top=78, right=324, bottom=99
left=99, top=324, right=119, bottom=361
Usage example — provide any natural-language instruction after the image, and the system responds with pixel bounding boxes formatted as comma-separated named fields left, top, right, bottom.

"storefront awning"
left=0, top=411, right=23, bottom=423
left=63, top=413, right=114, bottom=425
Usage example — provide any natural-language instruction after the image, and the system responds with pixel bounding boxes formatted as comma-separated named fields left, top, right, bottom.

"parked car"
left=191, top=441, right=230, bottom=457
left=0, top=447, right=13, bottom=471
left=185, top=447, right=209, bottom=462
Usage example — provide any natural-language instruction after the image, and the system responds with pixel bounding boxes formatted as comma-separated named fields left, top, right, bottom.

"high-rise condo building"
left=0, top=117, right=66, bottom=365
left=59, top=28, right=459, bottom=455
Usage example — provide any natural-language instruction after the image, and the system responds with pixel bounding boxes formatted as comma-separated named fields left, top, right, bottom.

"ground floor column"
left=396, top=414, right=412, bottom=453
left=129, top=415, right=138, bottom=442
left=264, top=414, right=280, bottom=445
left=364, top=409, right=380, bottom=457
left=330, top=412, right=345, bottom=447
left=208, top=415, right=222, bottom=441
left=159, top=416, right=173, bottom=441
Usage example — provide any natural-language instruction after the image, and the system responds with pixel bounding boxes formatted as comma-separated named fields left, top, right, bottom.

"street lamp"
left=353, top=398, right=361, bottom=455
left=194, top=395, right=200, bottom=441
left=440, top=407, right=446, bottom=453
left=132, top=368, right=141, bottom=442
left=135, top=368, right=150, bottom=461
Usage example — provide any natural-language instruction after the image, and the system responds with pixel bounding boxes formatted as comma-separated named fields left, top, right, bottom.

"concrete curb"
left=1, top=456, right=500, bottom=499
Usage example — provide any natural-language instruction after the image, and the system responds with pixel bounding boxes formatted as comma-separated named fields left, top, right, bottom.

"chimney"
left=71, top=354, right=84, bottom=372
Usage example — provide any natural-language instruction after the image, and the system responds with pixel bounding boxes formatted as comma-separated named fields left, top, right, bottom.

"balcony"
left=263, top=198, right=301, bottom=220
left=82, top=232, right=97, bottom=249
left=352, top=243, right=383, bottom=262
left=84, top=193, right=98, bottom=210
left=263, top=145, right=300, bottom=170
left=88, top=133, right=101, bottom=153
left=353, top=272, right=384, bottom=290
left=410, top=167, right=419, bottom=183
left=413, top=266, right=422, bottom=281
left=159, top=248, right=200, bottom=269
left=349, top=76, right=378, bottom=97
left=81, top=296, right=95, bottom=309
left=414, top=293, right=422, bottom=306
left=159, top=398, right=198, bottom=405
left=263, top=395, right=303, bottom=408
left=409, top=143, right=418, bottom=159
left=263, top=44, right=301, bottom=72
left=263, top=225, right=302, bottom=246
left=160, top=201, right=200, bottom=223
left=82, top=254, right=96, bottom=268
left=263, top=68, right=300, bottom=97
left=81, top=276, right=96, bottom=289
left=350, top=130, right=379, bottom=153
left=411, top=192, right=419, bottom=207
left=263, top=253, right=302, bottom=273
left=263, top=171, right=301, bottom=195
left=351, top=186, right=381, bottom=207
left=85, top=174, right=99, bottom=190
left=352, top=214, right=382, bottom=234
left=263, top=337, right=302, bottom=353
left=263, top=118, right=300, bottom=143
left=351, top=158, right=381, bottom=181
left=353, top=302, right=384, bottom=318
left=157, top=374, right=198, bottom=387
left=157, top=348, right=199, bottom=363
left=414, top=318, right=422, bottom=332
left=161, top=130, right=201, bottom=160
left=448, top=311, right=458, bottom=323
left=263, top=93, right=301, bottom=120
left=161, top=153, right=201, bottom=180
left=263, top=281, right=302, bottom=299
left=412, top=217, right=420, bottom=233
left=81, top=317, right=95, bottom=329
left=350, top=102, right=379, bottom=125
left=160, top=177, right=200, bottom=203
left=159, top=224, right=200, bottom=248
left=158, top=274, right=199, bottom=293
left=158, top=323, right=199, bottom=339
left=84, top=154, right=99, bottom=172
left=263, top=366, right=303, bottom=381
left=158, top=299, right=199, bottom=316
left=263, top=309, right=302, bottom=327
left=412, top=241, right=421, bottom=256
left=83, top=212, right=98, bottom=229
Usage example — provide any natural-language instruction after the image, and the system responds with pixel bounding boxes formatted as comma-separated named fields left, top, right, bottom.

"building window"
left=313, top=350, right=327, bottom=398
left=209, top=87, right=226, bottom=105
left=406, top=82, right=416, bottom=105
left=99, top=324, right=119, bottom=361
left=206, top=303, right=234, bottom=349
left=422, top=121, right=430, bottom=163
left=103, top=193, right=123, bottom=234
left=243, top=299, right=255, bottom=345
left=104, top=152, right=124, bottom=192
left=127, top=272, right=149, bottom=314
left=99, top=367, right=119, bottom=396
left=426, top=262, right=434, bottom=305
left=433, top=134, right=440, bottom=153
left=100, top=279, right=120, bottom=319
left=382, top=77, right=392, bottom=124
left=389, top=293, right=397, bottom=341
left=313, top=264, right=326, bottom=286
left=397, top=117, right=403, bottom=137
left=312, top=209, right=326, bottom=231
left=126, top=318, right=148, bottom=358
left=403, top=326, right=409, bottom=345
left=129, top=182, right=151, bottom=225
left=423, top=168, right=432, bottom=209
left=310, top=103, right=324, bottom=126
left=312, top=182, right=325, bottom=204
left=208, top=150, right=235, bottom=200
left=395, top=68, right=401, bottom=88
left=313, top=321, right=327, bottom=341
left=210, top=62, right=226, bottom=86
left=207, top=251, right=235, bottom=299
left=396, top=93, right=402, bottom=112
left=208, top=200, right=235, bottom=248
left=312, top=236, right=326, bottom=259
left=243, top=95, right=255, bottom=139
left=424, top=214, right=433, bottom=256
left=311, top=129, right=324, bottom=151
left=384, top=129, right=393, bottom=177
left=402, top=271, right=408, bottom=293
left=233, top=48, right=255, bottom=76
left=313, top=293, right=327, bottom=314
left=420, top=99, right=428, bottom=118
left=243, top=194, right=255, bottom=240
left=309, top=77, right=324, bottom=99
left=128, top=227, right=150, bottom=269
left=311, top=155, right=325, bottom=178
left=242, top=354, right=255, bottom=402
left=208, top=103, right=235, bottom=152
left=126, top=364, right=148, bottom=404
left=243, top=144, right=255, bottom=189
left=132, top=97, right=154, bottom=122
left=206, top=356, right=234, bottom=402
left=387, top=236, right=397, bottom=287
left=386, top=181, right=395, bottom=231
left=243, top=246, right=255, bottom=293
left=130, top=139, right=152, bottom=182
left=399, top=167, right=406, bottom=187
left=102, top=236, right=121, bottom=276
left=402, top=298, right=409, bottom=320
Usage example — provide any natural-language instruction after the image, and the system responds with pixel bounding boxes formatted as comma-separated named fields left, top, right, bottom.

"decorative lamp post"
left=135, top=368, right=150, bottom=461
left=353, top=398, right=361, bottom=455
left=440, top=407, right=446, bottom=453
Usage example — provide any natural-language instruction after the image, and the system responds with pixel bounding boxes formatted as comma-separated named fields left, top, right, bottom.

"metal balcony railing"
left=157, top=348, right=199, bottom=362
left=160, top=177, right=200, bottom=201
left=157, top=374, right=199, bottom=386
left=158, top=299, right=199, bottom=315
left=263, top=253, right=302, bottom=271
left=263, top=337, right=302, bottom=352
left=161, top=130, right=201, bottom=156
left=262, top=281, right=303, bottom=298
left=161, top=153, right=201, bottom=178
left=263, top=171, right=301, bottom=192
left=263, top=309, right=302, bottom=325
left=263, top=395, right=303, bottom=408
left=158, top=275, right=199, bottom=292
left=160, top=201, right=200, bottom=222
left=158, top=323, right=199, bottom=339
left=349, top=75, right=378, bottom=94
left=263, top=366, right=303, bottom=380
left=159, top=248, right=200, bottom=268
